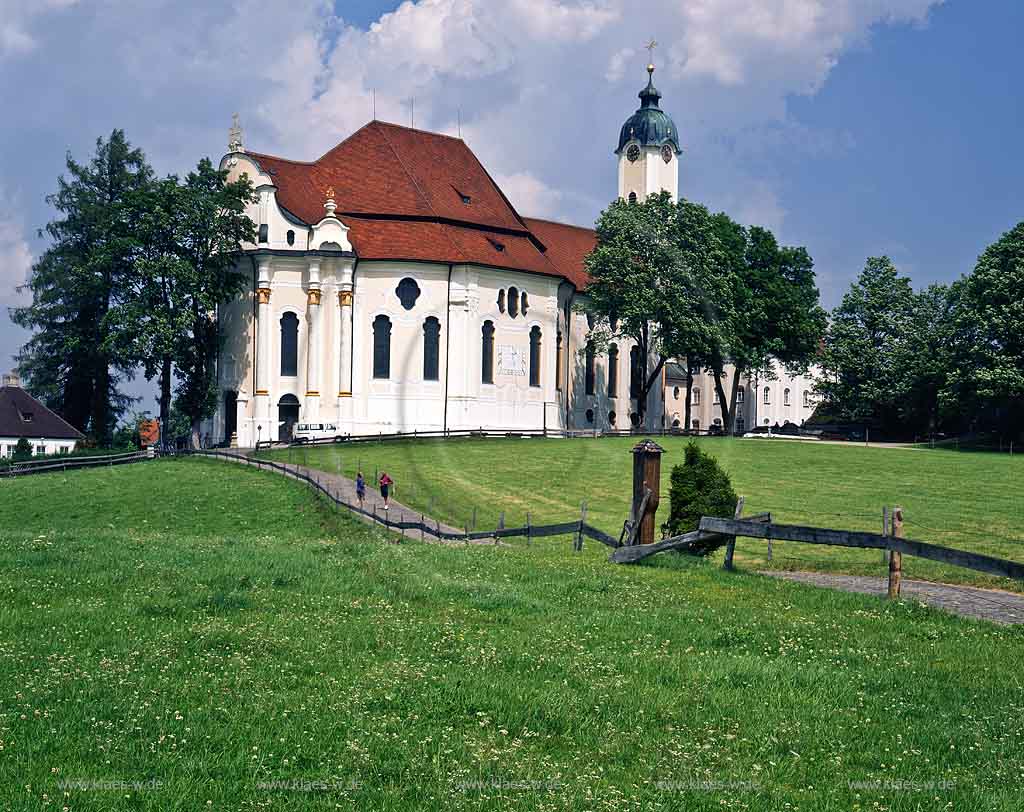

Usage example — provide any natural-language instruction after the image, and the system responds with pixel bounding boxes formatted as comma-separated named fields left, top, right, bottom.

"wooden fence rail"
left=199, top=450, right=618, bottom=548
left=253, top=425, right=728, bottom=451
left=3, top=450, right=150, bottom=478
left=698, top=516, right=1024, bottom=582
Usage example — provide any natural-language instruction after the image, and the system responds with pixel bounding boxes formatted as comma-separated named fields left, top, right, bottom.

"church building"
left=214, top=63, right=681, bottom=446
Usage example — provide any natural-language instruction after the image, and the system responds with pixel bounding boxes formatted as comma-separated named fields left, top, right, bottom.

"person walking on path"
left=379, top=471, right=394, bottom=510
left=355, top=471, right=366, bottom=509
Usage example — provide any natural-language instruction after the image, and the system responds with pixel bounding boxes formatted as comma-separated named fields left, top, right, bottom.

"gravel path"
left=763, top=571, right=1024, bottom=625
left=217, top=452, right=477, bottom=542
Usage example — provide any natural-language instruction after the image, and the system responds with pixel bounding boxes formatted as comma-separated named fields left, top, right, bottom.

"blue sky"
left=1, top=1, right=1021, bottom=409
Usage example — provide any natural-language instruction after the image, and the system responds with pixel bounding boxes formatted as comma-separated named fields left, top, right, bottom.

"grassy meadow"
left=264, top=436, right=1024, bottom=590
left=1, top=458, right=1023, bottom=810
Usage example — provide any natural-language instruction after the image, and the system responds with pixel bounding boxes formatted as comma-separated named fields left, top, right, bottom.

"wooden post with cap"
left=888, top=506, right=904, bottom=599
left=631, top=439, right=665, bottom=546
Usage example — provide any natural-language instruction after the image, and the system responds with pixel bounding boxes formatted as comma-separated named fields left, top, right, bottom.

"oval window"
left=396, top=277, right=421, bottom=310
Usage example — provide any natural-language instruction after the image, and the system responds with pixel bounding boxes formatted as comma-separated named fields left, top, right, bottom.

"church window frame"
left=507, top=287, right=519, bottom=318
left=481, top=320, right=495, bottom=384
left=555, top=329, right=563, bottom=392
left=396, top=277, right=421, bottom=311
left=585, top=341, right=596, bottom=396
left=607, top=344, right=619, bottom=397
left=372, top=314, right=392, bottom=380
left=529, top=325, right=542, bottom=388
left=279, top=311, right=299, bottom=377
left=423, top=316, right=441, bottom=382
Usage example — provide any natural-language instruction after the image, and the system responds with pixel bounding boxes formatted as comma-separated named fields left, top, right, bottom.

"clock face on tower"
left=661, top=144, right=673, bottom=164
left=626, top=144, right=640, bottom=163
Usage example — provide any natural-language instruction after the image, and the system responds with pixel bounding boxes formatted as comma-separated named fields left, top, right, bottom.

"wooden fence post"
left=888, top=506, right=904, bottom=599
left=722, top=496, right=745, bottom=571
left=882, top=506, right=890, bottom=565
left=575, top=501, right=588, bottom=552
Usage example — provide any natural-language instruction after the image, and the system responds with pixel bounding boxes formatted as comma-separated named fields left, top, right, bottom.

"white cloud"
left=0, top=0, right=947, bottom=333
left=0, top=191, right=32, bottom=307
left=493, top=172, right=565, bottom=220
left=258, top=0, right=943, bottom=229
left=0, top=0, right=78, bottom=59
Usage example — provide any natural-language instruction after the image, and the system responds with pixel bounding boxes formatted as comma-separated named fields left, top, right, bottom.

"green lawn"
left=1, top=458, right=1022, bottom=810
left=265, top=437, right=1024, bottom=591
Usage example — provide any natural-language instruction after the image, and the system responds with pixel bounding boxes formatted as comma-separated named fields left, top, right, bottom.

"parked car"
left=291, top=423, right=346, bottom=443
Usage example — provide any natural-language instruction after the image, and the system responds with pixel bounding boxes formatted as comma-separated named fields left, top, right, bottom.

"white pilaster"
left=255, top=257, right=272, bottom=444
left=305, top=259, right=322, bottom=419
left=337, top=262, right=354, bottom=401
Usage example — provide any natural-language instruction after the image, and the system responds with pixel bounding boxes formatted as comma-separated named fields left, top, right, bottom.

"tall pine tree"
left=12, top=130, right=153, bottom=443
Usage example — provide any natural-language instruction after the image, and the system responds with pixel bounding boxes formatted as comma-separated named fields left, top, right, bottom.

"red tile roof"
left=246, top=121, right=595, bottom=288
left=521, top=218, right=597, bottom=290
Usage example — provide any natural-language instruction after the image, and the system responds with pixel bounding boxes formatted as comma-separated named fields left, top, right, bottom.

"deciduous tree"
left=584, top=192, right=728, bottom=428
left=708, top=216, right=826, bottom=432
left=943, top=223, right=1024, bottom=439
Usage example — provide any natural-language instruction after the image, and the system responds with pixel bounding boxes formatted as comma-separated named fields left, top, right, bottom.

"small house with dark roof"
left=211, top=65, right=680, bottom=445
left=0, top=373, right=84, bottom=458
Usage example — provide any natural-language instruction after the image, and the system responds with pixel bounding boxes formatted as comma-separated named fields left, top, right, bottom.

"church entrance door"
left=224, top=391, right=237, bottom=443
left=278, top=394, right=300, bottom=443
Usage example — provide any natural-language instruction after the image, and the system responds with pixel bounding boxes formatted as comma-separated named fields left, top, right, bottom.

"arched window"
left=628, top=191, right=637, bottom=204
left=607, top=344, right=619, bottom=396
left=423, top=317, right=440, bottom=381
left=286, top=229, right=295, bottom=246
left=279, top=312, right=298, bottom=377
left=673, top=386, right=680, bottom=400
left=784, top=388, right=791, bottom=406
left=556, top=330, right=563, bottom=392
left=497, top=289, right=505, bottom=313
left=736, top=386, right=745, bottom=404
left=372, top=315, right=391, bottom=379
left=529, top=326, right=541, bottom=387
left=585, top=341, right=596, bottom=395
left=692, top=388, right=701, bottom=405
left=585, top=408, right=594, bottom=424
left=803, top=390, right=811, bottom=408
left=521, top=291, right=529, bottom=315
left=608, top=410, right=616, bottom=426
left=481, top=320, right=495, bottom=384
left=629, top=346, right=641, bottom=398
left=507, top=287, right=519, bottom=318
left=763, top=386, right=771, bottom=405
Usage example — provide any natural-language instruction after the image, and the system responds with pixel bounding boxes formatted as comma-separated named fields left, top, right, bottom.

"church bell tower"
left=615, top=57, right=681, bottom=203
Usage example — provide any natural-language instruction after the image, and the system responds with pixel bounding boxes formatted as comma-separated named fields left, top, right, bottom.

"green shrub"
left=662, top=441, right=738, bottom=556
left=12, top=437, right=32, bottom=462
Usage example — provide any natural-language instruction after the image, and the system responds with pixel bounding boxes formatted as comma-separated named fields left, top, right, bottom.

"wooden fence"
left=15, top=448, right=1021, bottom=599
left=200, top=450, right=621, bottom=547
left=252, top=425, right=727, bottom=451
left=2, top=449, right=151, bottom=478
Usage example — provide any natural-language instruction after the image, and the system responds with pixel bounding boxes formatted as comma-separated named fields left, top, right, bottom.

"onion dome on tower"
left=615, top=64, right=681, bottom=157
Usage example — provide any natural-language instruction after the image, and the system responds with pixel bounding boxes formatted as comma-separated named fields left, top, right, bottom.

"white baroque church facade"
left=213, top=65, right=683, bottom=446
